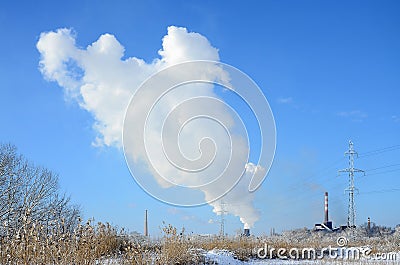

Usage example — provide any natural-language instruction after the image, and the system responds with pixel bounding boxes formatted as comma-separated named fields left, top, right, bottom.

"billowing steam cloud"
left=37, top=26, right=265, bottom=228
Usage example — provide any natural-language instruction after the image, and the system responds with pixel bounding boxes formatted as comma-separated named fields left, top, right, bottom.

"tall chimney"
left=324, top=192, right=329, bottom=223
left=243, top=224, right=250, bottom=237
left=144, top=210, right=148, bottom=237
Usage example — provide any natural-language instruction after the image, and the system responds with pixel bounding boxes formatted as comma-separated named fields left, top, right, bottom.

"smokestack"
left=367, top=217, right=371, bottom=233
left=324, top=192, right=329, bottom=223
left=144, top=210, right=148, bottom=237
left=244, top=224, right=250, bottom=237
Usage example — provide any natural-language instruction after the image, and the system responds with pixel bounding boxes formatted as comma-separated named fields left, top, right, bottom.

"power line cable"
left=364, top=163, right=400, bottom=172
left=359, top=188, right=400, bottom=195
left=364, top=168, right=400, bottom=177
left=358, top=145, right=400, bottom=158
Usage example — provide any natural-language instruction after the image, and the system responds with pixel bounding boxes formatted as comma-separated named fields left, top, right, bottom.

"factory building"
left=243, top=228, right=250, bottom=237
left=314, top=192, right=334, bottom=231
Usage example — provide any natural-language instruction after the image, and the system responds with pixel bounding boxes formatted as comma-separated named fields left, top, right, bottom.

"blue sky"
left=0, top=0, right=399, bottom=236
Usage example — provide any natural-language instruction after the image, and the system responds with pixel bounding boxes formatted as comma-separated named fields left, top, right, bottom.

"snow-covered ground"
left=100, top=249, right=399, bottom=264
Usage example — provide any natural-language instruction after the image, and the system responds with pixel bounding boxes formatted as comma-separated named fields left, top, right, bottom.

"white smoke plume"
left=37, top=26, right=263, bottom=228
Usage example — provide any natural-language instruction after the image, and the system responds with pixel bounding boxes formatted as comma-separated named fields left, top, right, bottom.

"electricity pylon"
left=339, top=140, right=365, bottom=228
left=218, top=200, right=228, bottom=237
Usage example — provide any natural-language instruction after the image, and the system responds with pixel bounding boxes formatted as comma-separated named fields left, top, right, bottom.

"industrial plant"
left=143, top=141, right=372, bottom=236
left=314, top=192, right=334, bottom=231
left=314, top=141, right=366, bottom=232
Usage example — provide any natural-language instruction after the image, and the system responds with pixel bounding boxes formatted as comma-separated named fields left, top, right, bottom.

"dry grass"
left=0, top=217, right=121, bottom=264
left=121, top=223, right=205, bottom=264
left=1, top=220, right=398, bottom=264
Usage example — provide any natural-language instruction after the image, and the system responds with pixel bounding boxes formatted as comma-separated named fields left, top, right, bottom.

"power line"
left=364, top=168, right=400, bottom=177
left=260, top=143, right=399, bottom=224
left=359, top=188, right=400, bottom=195
left=270, top=145, right=398, bottom=200
left=364, top=162, right=400, bottom=172
left=358, top=144, right=400, bottom=158
left=287, top=157, right=345, bottom=193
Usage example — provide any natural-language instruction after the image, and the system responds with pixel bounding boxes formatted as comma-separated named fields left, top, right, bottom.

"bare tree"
left=0, top=143, right=81, bottom=237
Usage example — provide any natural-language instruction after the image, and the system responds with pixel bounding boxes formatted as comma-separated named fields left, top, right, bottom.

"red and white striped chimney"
left=324, top=192, right=329, bottom=223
